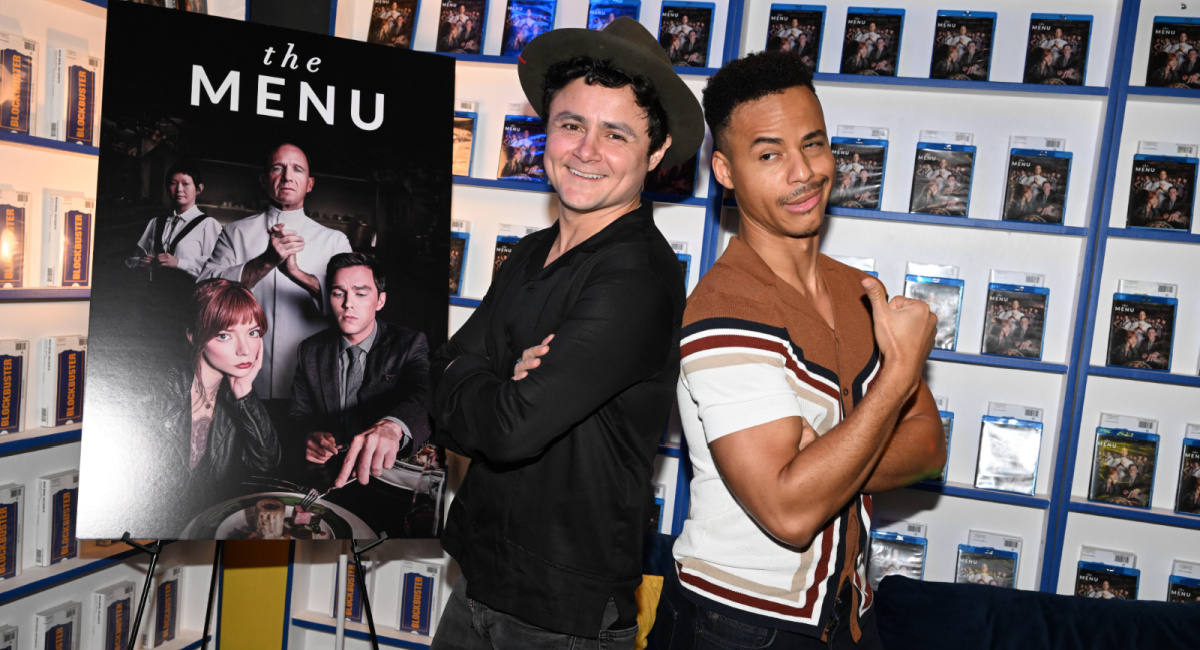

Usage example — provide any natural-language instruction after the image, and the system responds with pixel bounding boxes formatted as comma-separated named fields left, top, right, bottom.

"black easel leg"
left=201, top=541, right=223, bottom=650
left=352, top=533, right=389, bottom=650
left=122, top=534, right=163, bottom=650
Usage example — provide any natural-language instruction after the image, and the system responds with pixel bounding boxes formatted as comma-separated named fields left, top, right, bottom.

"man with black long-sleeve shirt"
left=428, top=17, right=703, bottom=649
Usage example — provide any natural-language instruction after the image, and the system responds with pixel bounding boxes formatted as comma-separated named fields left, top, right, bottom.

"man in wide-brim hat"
left=429, top=17, right=703, bottom=650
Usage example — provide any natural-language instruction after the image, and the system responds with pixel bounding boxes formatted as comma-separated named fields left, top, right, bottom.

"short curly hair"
left=703, top=51, right=818, bottom=154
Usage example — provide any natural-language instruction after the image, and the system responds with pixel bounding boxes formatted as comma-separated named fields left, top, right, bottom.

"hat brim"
left=517, top=27, right=705, bottom=170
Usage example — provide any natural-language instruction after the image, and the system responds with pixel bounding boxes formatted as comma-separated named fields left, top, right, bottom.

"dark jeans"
left=431, top=577, right=638, bottom=650
left=649, top=570, right=883, bottom=650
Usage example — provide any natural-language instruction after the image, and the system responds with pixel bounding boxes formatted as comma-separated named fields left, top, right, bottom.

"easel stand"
left=120, top=534, right=223, bottom=650
left=352, top=532, right=389, bottom=650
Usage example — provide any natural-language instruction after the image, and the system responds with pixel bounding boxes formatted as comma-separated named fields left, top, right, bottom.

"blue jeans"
left=431, top=577, right=638, bottom=650
left=649, top=570, right=882, bottom=650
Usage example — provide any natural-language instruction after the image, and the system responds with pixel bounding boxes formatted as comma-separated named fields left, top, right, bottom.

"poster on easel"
left=78, top=2, right=452, bottom=540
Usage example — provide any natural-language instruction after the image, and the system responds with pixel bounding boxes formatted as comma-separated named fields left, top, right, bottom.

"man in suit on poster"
left=199, top=143, right=353, bottom=400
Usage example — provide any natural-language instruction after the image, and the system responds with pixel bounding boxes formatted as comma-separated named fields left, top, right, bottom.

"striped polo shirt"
left=673, top=236, right=880, bottom=639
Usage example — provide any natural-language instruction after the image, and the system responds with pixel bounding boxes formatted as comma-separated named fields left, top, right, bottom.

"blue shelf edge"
left=444, top=52, right=518, bottom=65
left=452, top=176, right=706, bottom=205
left=658, top=444, right=682, bottom=458
left=909, top=481, right=1051, bottom=509
left=0, top=288, right=91, bottom=300
left=292, top=616, right=430, bottom=649
left=1106, top=227, right=1200, bottom=244
left=0, top=427, right=83, bottom=455
left=1126, top=86, right=1200, bottom=100
left=1087, top=365, right=1200, bottom=388
left=448, top=296, right=482, bottom=308
left=1068, top=498, right=1200, bottom=531
left=0, top=130, right=99, bottom=155
left=0, top=547, right=142, bottom=606
left=674, top=66, right=718, bottom=77
left=812, top=73, right=1108, bottom=96
left=929, top=349, right=1069, bottom=374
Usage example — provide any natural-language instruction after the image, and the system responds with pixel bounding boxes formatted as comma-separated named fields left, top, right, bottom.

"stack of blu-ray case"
left=1177, top=435, right=1200, bottom=516
left=910, top=142, right=975, bottom=217
left=1146, top=16, right=1200, bottom=89
left=830, top=130, right=887, bottom=210
left=588, top=0, right=640, bottom=30
left=1023, top=13, right=1092, bottom=85
left=867, top=530, right=926, bottom=589
left=974, top=415, right=1042, bottom=496
left=1075, top=561, right=1139, bottom=599
left=1002, top=148, right=1072, bottom=224
left=930, top=10, right=995, bottom=81
left=1106, top=283, right=1176, bottom=372
left=500, top=0, right=557, bottom=57
left=657, top=1, right=714, bottom=68
left=367, top=0, right=420, bottom=49
left=1088, top=427, right=1159, bottom=509
left=903, top=270, right=963, bottom=351
left=981, top=273, right=1049, bottom=359
left=1126, top=150, right=1196, bottom=230
left=955, top=544, right=1016, bottom=588
left=765, top=4, right=824, bottom=73
left=841, top=7, right=903, bottom=76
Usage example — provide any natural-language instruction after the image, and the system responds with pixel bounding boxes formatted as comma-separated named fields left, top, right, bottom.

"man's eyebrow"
left=601, top=120, right=637, bottom=137
left=550, top=110, right=585, bottom=123
left=749, top=129, right=825, bottom=148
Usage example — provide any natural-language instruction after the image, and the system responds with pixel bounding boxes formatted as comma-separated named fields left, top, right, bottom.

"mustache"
left=776, top=176, right=830, bottom=207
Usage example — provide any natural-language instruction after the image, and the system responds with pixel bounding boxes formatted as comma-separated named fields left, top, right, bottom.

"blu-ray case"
left=450, top=220, right=470, bottom=297
left=452, top=110, right=477, bottom=177
left=1024, top=13, right=1091, bottom=85
left=974, top=415, right=1042, bottom=496
left=0, top=190, right=30, bottom=288
left=0, top=30, right=38, bottom=136
left=1176, top=437, right=1200, bottom=515
left=955, top=544, right=1016, bottom=588
left=1107, top=293, right=1176, bottom=371
left=981, top=283, right=1049, bottom=359
left=841, top=7, right=903, bottom=76
left=368, top=0, right=420, bottom=49
left=1126, top=153, right=1196, bottom=230
left=588, top=0, right=640, bottom=30
left=903, top=274, right=963, bottom=351
left=1075, top=561, right=1139, bottom=599
left=436, top=0, right=487, bottom=55
left=1146, top=17, right=1200, bottom=89
left=1089, top=427, right=1159, bottom=509
left=1002, top=149, right=1072, bottom=224
left=0, top=340, right=28, bottom=435
left=868, top=530, right=927, bottom=589
left=766, top=4, right=825, bottom=73
left=658, top=1, right=715, bottom=68
left=930, top=10, right=996, bottom=81
left=501, top=0, right=557, bottom=57
left=830, top=137, right=886, bottom=210
left=497, top=114, right=546, bottom=183
left=909, top=142, right=975, bottom=217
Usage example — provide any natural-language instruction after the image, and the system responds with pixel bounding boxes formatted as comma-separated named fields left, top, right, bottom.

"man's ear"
left=647, top=134, right=673, bottom=173
left=711, top=149, right=735, bottom=191
left=376, top=291, right=387, bottom=312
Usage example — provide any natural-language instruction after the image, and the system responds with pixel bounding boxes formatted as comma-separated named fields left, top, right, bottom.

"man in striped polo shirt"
left=652, top=51, right=946, bottom=648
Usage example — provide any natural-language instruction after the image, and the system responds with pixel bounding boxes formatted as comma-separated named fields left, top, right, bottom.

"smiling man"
left=652, top=51, right=945, bottom=649
left=428, top=17, right=702, bottom=650
left=199, top=143, right=352, bottom=400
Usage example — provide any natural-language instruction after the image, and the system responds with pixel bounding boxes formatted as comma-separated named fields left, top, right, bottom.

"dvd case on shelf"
left=934, top=410, right=952, bottom=482
left=904, top=274, right=963, bottom=351
left=501, top=0, right=556, bottom=57
left=588, top=0, right=640, bottom=30
left=436, top=0, right=487, bottom=55
left=367, top=0, right=419, bottom=49
left=909, top=143, right=975, bottom=217
left=142, top=565, right=182, bottom=647
left=651, top=483, right=667, bottom=533
left=841, top=7, right=903, bottom=76
left=1176, top=434, right=1200, bottom=515
left=450, top=220, right=469, bottom=298
left=955, top=544, right=1016, bottom=588
left=765, top=4, right=824, bottom=73
left=658, top=1, right=714, bottom=68
left=1106, top=292, right=1176, bottom=371
left=42, top=194, right=94, bottom=288
left=453, top=101, right=477, bottom=177
left=0, top=189, right=30, bottom=288
left=492, top=224, right=539, bottom=281
left=981, top=280, right=1049, bottom=359
left=974, top=415, right=1043, bottom=495
left=1088, top=427, right=1159, bottom=508
left=868, top=530, right=926, bottom=589
left=34, top=469, right=77, bottom=567
left=1002, top=149, right=1071, bottom=224
left=967, top=529, right=1023, bottom=571
left=670, top=241, right=691, bottom=292
left=1075, top=561, right=1139, bottom=599
left=497, top=114, right=546, bottom=183
left=830, top=136, right=886, bottom=210
left=92, top=581, right=134, bottom=650
left=33, top=601, right=79, bottom=650
left=0, top=483, right=21, bottom=581
left=0, top=340, right=28, bottom=434
left=1023, top=14, right=1091, bottom=85
left=1146, top=17, right=1200, bottom=89
left=930, top=10, right=995, bottom=81
left=1168, top=560, right=1200, bottom=602
left=0, top=626, right=13, bottom=650
left=344, top=560, right=365, bottom=623
left=47, top=48, right=100, bottom=145
left=0, top=31, right=37, bottom=136
left=399, top=560, right=445, bottom=635
left=1126, top=153, right=1196, bottom=230
left=37, top=335, right=86, bottom=428
left=644, top=153, right=698, bottom=196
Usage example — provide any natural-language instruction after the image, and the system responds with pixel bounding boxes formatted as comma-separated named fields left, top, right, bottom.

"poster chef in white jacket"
left=200, top=143, right=352, bottom=399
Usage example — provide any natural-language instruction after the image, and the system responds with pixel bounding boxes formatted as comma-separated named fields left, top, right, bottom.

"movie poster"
left=78, top=3, right=452, bottom=540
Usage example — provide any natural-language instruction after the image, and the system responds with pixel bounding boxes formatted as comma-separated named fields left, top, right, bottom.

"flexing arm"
left=705, top=279, right=938, bottom=548
left=861, top=380, right=946, bottom=492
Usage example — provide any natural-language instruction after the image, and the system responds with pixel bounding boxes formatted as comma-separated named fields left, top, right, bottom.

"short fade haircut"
left=542, top=56, right=670, bottom=159
left=327, top=252, right=386, bottom=294
left=703, top=51, right=818, bottom=154
left=166, top=159, right=204, bottom=188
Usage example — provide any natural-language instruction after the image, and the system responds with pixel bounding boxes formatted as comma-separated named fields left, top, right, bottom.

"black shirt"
left=430, top=200, right=685, bottom=637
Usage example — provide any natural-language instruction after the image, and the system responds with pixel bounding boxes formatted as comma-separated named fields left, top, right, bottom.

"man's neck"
left=739, top=214, right=824, bottom=298
left=547, top=194, right=641, bottom=266
left=271, top=202, right=305, bottom=213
